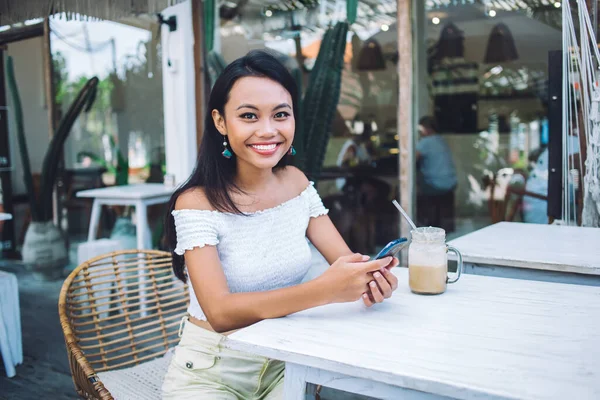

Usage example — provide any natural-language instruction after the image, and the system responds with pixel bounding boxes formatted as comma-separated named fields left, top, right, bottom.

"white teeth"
left=251, top=144, right=277, bottom=150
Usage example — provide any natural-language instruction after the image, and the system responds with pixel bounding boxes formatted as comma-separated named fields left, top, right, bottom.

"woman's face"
left=212, top=76, right=295, bottom=171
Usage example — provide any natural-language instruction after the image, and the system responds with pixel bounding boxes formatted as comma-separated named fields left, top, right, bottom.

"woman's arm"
left=306, top=214, right=353, bottom=265
left=185, top=245, right=391, bottom=333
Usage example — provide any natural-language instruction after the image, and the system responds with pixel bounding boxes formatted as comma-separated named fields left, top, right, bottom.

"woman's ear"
left=212, top=110, right=226, bottom=136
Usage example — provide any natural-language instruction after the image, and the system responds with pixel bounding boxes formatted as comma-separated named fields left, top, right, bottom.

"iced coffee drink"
left=408, top=227, right=462, bottom=295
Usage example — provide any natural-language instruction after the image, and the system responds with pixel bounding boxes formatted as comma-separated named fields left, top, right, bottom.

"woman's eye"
left=274, top=111, right=290, bottom=119
left=240, top=113, right=257, bottom=120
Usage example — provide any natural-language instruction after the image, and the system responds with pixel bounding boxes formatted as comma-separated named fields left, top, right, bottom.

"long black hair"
left=165, top=49, right=299, bottom=282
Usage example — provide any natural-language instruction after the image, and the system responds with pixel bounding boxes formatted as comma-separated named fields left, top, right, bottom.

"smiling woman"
left=161, top=50, right=400, bottom=399
left=212, top=76, right=296, bottom=170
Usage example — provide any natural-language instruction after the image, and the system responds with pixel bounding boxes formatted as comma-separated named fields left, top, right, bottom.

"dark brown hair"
left=418, top=116, right=438, bottom=133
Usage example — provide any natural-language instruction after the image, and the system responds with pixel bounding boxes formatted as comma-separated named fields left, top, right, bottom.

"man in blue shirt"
left=416, top=116, right=458, bottom=232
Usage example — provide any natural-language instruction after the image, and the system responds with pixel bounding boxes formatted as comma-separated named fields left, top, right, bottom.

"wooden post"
left=192, top=0, right=206, bottom=149
left=397, top=0, right=414, bottom=250
left=42, top=18, right=59, bottom=226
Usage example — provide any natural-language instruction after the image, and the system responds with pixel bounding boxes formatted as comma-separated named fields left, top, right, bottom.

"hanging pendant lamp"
left=484, top=23, right=519, bottom=64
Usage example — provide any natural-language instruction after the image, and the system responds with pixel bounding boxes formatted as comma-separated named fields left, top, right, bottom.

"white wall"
left=161, top=0, right=197, bottom=185
left=5, top=37, right=50, bottom=195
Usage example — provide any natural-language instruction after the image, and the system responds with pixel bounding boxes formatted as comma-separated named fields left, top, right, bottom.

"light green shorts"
left=162, top=317, right=284, bottom=399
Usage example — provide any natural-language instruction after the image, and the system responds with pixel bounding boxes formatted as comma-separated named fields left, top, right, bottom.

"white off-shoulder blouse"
left=171, top=182, right=329, bottom=321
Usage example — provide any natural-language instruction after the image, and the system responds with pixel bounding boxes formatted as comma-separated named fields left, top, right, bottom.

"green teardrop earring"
left=288, top=145, right=296, bottom=156
left=222, top=137, right=232, bottom=159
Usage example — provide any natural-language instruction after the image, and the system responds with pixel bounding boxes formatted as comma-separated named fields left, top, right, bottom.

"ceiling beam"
left=0, top=23, right=44, bottom=46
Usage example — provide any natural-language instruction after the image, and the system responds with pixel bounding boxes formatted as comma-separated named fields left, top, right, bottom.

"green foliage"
left=347, top=0, right=358, bottom=24
left=53, top=51, right=69, bottom=106
left=204, top=0, right=215, bottom=52
left=78, top=134, right=129, bottom=186
left=299, top=21, right=349, bottom=181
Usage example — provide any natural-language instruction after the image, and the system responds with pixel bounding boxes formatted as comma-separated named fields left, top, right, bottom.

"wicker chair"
left=58, top=250, right=188, bottom=399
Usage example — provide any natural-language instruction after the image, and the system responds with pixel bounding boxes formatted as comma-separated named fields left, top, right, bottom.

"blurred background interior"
left=0, top=0, right=563, bottom=263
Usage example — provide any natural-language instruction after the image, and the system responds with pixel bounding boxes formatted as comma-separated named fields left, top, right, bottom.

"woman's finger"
left=362, top=293, right=374, bottom=307
left=373, top=271, right=392, bottom=298
left=369, top=280, right=385, bottom=303
left=384, top=257, right=399, bottom=269
left=381, top=267, right=399, bottom=291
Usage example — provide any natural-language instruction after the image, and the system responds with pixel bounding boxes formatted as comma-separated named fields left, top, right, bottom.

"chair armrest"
left=60, top=274, right=114, bottom=400
left=62, top=331, right=114, bottom=400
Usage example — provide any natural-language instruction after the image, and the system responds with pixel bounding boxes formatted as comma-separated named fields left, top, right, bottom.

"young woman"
left=162, top=50, right=399, bottom=399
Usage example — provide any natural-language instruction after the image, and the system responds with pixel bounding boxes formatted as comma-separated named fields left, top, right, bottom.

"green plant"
left=298, top=21, right=349, bottom=181
left=204, top=0, right=215, bottom=52
left=347, top=0, right=358, bottom=24
left=78, top=135, right=129, bottom=186
left=6, top=56, right=99, bottom=222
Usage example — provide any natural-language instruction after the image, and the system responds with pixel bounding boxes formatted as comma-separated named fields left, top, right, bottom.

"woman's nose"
left=255, top=121, right=277, bottom=137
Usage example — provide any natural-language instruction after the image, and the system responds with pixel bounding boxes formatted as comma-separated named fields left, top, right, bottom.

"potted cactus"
left=6, top=56, right=99, bottom=279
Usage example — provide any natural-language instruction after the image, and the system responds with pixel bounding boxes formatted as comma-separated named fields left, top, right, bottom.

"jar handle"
left=446, top=245, right=463, bottom=284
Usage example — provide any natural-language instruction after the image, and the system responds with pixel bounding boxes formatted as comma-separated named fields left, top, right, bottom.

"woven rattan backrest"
left=60, top=250, right=188, bottom=372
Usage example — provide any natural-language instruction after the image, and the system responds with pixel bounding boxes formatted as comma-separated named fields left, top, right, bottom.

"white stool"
left=0, top=270, right=22, bottom=377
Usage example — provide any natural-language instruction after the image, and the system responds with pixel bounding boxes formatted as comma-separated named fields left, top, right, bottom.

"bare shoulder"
left=278, top=166, right=310, bottom=194
left=175, top=187, right=214, bottom=211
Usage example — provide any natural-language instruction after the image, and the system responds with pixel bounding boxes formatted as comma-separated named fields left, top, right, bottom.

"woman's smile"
left=248, top=142, right=283, bottom=155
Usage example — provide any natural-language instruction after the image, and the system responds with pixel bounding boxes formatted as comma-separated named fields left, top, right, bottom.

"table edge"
left=225, top=337, right=522, bottom=400
left=447, top=253, right=600, bottom=276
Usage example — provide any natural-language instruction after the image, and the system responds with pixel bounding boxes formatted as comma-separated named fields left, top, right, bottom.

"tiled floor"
left=0, top=259, right=77, bottom=400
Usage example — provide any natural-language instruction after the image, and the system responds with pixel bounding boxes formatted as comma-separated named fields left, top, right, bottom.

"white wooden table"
left=77, top=183, right=175, bottom=251
left=0, top=213, right=12, bottom=221
left=225, top=268, right=600, bottom=400
left=448, top=222, right=600, bottom=286
left=0, top=270, right=22, bottom=378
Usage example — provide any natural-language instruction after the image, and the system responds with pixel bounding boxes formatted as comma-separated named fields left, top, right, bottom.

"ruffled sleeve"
left=305, top=182, right=329, bottom=218
left=171, top=209, right=220, bottom=255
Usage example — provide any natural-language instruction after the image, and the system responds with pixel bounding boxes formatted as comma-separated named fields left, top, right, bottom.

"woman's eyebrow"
left=236, top=104, right=259, bottom=110
left=273, top=103, right=291, bottom=111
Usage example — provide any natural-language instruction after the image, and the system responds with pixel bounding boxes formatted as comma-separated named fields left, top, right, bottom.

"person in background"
left=416, top=116, right=458, bottom=232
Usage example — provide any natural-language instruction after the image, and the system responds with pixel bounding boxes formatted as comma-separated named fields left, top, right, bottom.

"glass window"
left=51, top=17, right=164, bottom=185
left=50, top=16, right=165, bottom=237
left=419, top=1, right=562, bottom=238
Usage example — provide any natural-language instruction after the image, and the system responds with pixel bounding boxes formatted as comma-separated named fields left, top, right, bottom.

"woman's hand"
left=318, top=253, right=394, bottom=304
left=363, top=257, right=399, bottom=307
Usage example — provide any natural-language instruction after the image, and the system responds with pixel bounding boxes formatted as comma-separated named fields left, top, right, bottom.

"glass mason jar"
left=408, top=227, right=463, bottom=295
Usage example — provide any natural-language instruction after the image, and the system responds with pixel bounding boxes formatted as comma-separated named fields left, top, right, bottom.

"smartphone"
left=375, top=237, right=409, bottom=260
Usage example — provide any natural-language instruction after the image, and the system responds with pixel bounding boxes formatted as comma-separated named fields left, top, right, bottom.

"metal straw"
left=392, top=199, right=417, bottom=231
